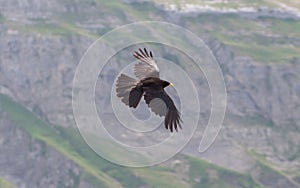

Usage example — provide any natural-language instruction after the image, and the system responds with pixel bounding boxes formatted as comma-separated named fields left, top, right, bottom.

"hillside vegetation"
left=0, top=94, right=264, bottom=188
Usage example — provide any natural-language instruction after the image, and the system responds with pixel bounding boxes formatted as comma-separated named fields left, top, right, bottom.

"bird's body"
left=140, top=77, right=170, bottom=91
left=116, top=48, right=182, bottom=132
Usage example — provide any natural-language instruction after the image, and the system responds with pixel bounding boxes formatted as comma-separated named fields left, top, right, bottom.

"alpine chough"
left=116, top=48, right=182, bottom=132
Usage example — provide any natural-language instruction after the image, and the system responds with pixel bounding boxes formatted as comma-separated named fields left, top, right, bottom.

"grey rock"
left=0, top=111, right=93, bottom=188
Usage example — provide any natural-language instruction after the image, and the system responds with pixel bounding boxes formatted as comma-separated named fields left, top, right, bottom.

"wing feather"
left=144, top=90, right=182, bottom=132
left=133, top=48, right=159, bottom=78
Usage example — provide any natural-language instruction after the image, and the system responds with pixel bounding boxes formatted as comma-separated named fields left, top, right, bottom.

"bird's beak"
left=170, top=83, right=174, bottom=87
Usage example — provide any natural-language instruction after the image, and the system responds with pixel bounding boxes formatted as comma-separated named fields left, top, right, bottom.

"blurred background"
left=0, top=0, right=300, bottom=188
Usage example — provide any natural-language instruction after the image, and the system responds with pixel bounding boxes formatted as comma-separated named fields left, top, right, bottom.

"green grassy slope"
left=4, top=0, right=298, bottom=64
left=0, top=94, right=264, bottom=187
left=183, top=14, right=300, bottom=64
left=4, top=0, right=300, bottom=63
left=0, top=177, right=16, bottom=188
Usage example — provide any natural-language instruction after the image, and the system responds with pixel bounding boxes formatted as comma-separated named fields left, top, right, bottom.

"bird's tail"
left=129, top=86, right=143, bottom=108
left=116, top=74, right=143, bottom=108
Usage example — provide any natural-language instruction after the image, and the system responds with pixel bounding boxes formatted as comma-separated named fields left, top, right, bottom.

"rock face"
left=0, top=32, right=85, bottom=127
left=0, top=0, right=64, bottom=20
left=198, top=39, right=300, bottom=173
left=1, top=0, right=299, bottom=130
left=224, top=58, right=300, bottom=127
left=207, top=38, right=300, bottom=127
left=0, top=111, right=93, bottom=188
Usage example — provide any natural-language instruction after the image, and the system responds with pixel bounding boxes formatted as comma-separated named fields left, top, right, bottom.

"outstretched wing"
left=133, top=48, right=160, bottom=79
left=144, top=90, right=182, bottom=132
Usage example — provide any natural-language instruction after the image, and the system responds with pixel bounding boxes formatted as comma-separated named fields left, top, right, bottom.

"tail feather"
left=116, top=74, right=141, bottom=107
left=129, top=87, right=143, bottom=108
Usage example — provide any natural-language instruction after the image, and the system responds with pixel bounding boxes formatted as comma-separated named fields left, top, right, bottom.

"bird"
left=115, top=48, right=182, bottom=132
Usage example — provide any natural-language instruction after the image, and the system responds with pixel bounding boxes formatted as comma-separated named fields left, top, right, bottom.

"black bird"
left=116, top=48, right=182, bottom=132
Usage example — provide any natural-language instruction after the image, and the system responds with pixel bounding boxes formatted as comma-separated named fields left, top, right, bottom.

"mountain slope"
left=0, top=0, right=300, bottom=187
left=0, top=94, right=266, bottom=188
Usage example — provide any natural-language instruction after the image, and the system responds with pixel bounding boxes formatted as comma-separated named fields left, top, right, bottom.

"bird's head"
left=162, top=80, right=174, bottom=88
